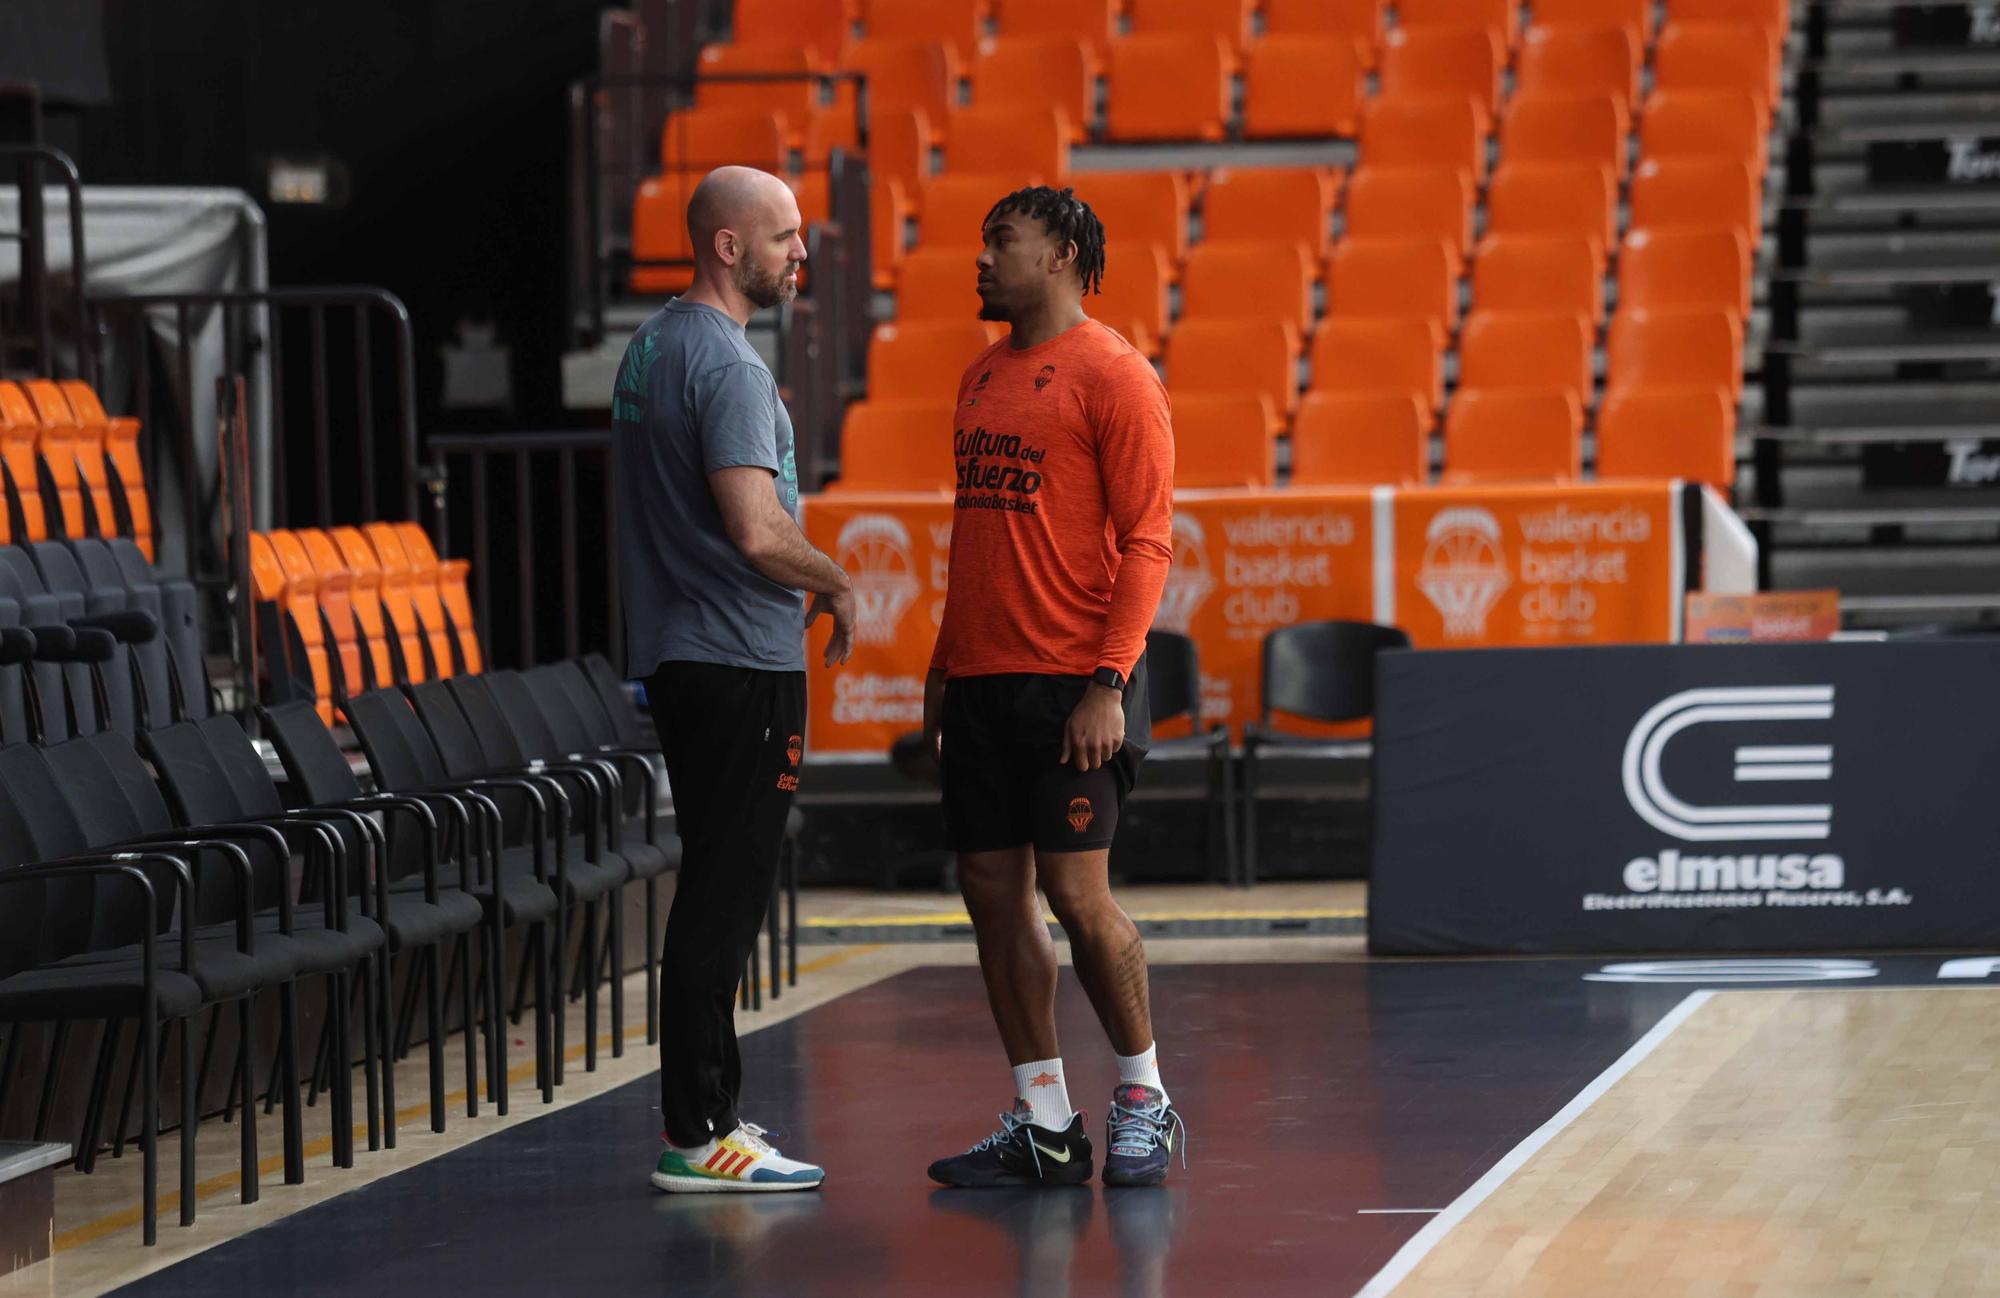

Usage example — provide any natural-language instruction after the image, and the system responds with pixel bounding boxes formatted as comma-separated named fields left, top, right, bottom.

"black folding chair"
left=1139, top=630, right=1239, bottom=884
left=1241, top=620, right=1410, bottom=886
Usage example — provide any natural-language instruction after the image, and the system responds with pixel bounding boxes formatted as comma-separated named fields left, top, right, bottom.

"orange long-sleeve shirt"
left=930, top=319, right=1175, bottom=681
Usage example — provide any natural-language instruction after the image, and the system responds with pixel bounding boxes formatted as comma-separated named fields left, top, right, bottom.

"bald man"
left=613, top=165, right=853, bottom=1193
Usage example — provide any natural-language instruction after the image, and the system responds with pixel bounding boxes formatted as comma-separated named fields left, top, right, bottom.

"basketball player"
left=923, top=186, right=1185, bottom=1188
left=612, top=165, right=852, bottom=1192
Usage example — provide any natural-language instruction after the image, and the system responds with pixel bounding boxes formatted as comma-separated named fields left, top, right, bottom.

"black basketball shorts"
left=940, top=670, right=1149, bottom=854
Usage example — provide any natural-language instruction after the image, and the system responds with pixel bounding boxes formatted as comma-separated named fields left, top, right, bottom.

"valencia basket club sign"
left=1368, top=640, right=2000, bottom=955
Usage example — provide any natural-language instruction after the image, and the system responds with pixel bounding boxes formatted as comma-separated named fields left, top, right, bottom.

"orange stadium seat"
left=873, top=176, right=915, bottom=288
left=92, top=392, right=152, bottom=557
left=631, top=173, right=699, bottom=293
left=919, top=174, right=1040, bottom=251
left=1343, top=165, right=1473, bottom=270
left=1076, top=171, right=1190, bottom=265
left=1499, top=92, right=1628, bottom=177
left=1204, top=167, right=1341, bottom=260
left=1325, top=237, right=1459, bottom=345
left=1360, top=96, right=1486, bottom=184
left=995, top=0, right=1118, bottom=72
left=1640, top=90, right=1769, bottom=174
left=1128, top=0, right=1255, bottom=65
left=1106, top=35, right=1231, bottom=142
left=869, top=320, right=1005, bottom=401
left=1596, top=385, right=1738, bottom=491
left=1181, top=239, right=1316, bottom=339
left=1444, top=389, right=1584, bottom=483
left=1086, top=243, right=1173, bottom=356
left=372, top=522, right=457, bottom=681
left=1620, top=226, right=1752, bottom=319
left=696, top=43, right=824, bottom=146
left=1471, top=233, right=1605, bottom=325
left=792, top=170, right=832, bottom=229
left=53, top=381, right=121, bottom=541
left=1291, top=390, right=1430, bottom=486
left=829, top=399, right=955, bottom=491
left=1654, top=23, right=1780, bottom=128
left=870, top=106, right=932, bottom=208
left=735, top=0, right=853, bottom=66
left=1264, top=0, right=1385, bottom=67
left=295, top=527, right=369, bottom=696
left=1516, top=26, right=1640, bottom=117
left=0, top=381, right=48, bottom=541
left=863, top=0, right=984, bottom=77
left=1606, top=307, right=1745, bottom=400
left=355, top=522, right=428, bottom=684
left=1245, top=36, right=1365, bottom=139
left=392, top=522, right=482, bottom=676
left=1308, top=316, right=1443, bottom=413
left=1398, top=0, right=1516, bottom=46
left=1379, top=27, right=1505, bottom=132
left=1172, top=394, right=1279, bottom=489
left=326, top=525, right=397, bottom=687
left=1536, top=0, right=1654, bottom=43
left=840, top=40, right=955, bottom=135
left=803, top=98, right=864, bottom=167
left=256, top=531, right=337, bottom=722
left=973, top=39, right=1092, bottom=143
left=946, top=104, right=1071, bottom=182
left=896, top=247, right=984, bottom=321
left=1458, top=311, right=1594, bottom=403
left=1631, top=157, right=1762, bottom=241
left=1668, top=0, right=1790, bottom=42
left=19, top=380, right=87, bottom=538
left=1166, top=319, right=1299, bottom=428
left=1485, top=162, right=1617, bottom=268
left=658, top=106, right=786, bottom=173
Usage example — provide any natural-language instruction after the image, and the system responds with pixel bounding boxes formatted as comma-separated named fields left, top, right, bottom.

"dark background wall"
left=10, top=0, right=607, bottom=429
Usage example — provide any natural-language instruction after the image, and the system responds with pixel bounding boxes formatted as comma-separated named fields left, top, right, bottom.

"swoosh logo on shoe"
left=1032, top=1142, right=1073, bottom=1164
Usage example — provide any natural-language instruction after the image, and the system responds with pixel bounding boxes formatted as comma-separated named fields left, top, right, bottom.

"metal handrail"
left=0, top=144, right=91, bottom=383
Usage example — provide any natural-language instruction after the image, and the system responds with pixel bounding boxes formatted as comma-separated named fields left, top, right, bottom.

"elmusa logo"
left=1621, top=686, right=1835, bottom=842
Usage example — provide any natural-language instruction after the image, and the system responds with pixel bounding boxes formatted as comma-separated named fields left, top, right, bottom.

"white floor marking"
left=1357, top=1209, right=1442, bottom=1215
left=1351, top=989, right=1715, bottom=1298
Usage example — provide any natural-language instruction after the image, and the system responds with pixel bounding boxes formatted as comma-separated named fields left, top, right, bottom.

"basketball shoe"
left=928, top=1100, right=1094, bottom=1188
left=1101, top=1084, right=1186, bottom=1187
left=651, top=1122, right=825, bottom=1193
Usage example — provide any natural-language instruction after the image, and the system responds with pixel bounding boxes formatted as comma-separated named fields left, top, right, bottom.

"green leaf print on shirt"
left=613, top=329, right=661, bottom=424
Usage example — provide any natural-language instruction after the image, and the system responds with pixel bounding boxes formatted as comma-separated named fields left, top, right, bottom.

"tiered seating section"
left=670, top=0, right=1781, bottom=494
left=249, top=521, right=484, bottom=725
left=0, top=379, right=157, bottom=559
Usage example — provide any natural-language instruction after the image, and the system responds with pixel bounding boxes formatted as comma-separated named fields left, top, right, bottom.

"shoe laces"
left=1108, top=1099, right=1188, bottom=1168
left=969, top=1109, right=1045, bottom=1176
left=733, top=1123, right=776, bottom=1157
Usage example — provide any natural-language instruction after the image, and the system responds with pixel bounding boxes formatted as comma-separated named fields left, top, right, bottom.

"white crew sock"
left=1012, top=1057, right=1074, bottom=1129
left=1116, top=1043, right=1167, bottom=1102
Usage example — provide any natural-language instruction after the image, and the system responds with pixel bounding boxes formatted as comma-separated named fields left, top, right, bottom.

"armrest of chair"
left=22, top=851, right=198, bottom=978
left=74, top=609, right=158, bottom=645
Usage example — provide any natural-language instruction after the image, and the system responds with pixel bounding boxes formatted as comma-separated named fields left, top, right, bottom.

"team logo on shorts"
left=1066, top=797, right=1095, bottom=834
left=786, top=734, right=803, bottom=768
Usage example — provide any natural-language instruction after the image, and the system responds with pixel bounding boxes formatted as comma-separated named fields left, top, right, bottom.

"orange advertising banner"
left=1684, top=590, right=1841, bottom=643
left=801, top=482, right=1695, bottom=754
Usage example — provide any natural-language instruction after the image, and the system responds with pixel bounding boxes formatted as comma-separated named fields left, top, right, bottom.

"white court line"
left=1358, top=1209, right=1442, bottom=1215
left=1351, top=989, right=1715, bottom=1298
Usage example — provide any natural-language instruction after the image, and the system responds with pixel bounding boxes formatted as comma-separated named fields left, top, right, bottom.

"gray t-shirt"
left=612, top=300, right=805, bottom=676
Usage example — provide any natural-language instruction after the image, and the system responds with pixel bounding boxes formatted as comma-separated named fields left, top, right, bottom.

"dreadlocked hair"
left=983, top=185, right=1106, bottom=296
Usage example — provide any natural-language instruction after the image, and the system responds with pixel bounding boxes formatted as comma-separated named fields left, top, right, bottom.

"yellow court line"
left=53, top=943, right=884, bottom=1252
left=804, top=907, right=1366, bottom=928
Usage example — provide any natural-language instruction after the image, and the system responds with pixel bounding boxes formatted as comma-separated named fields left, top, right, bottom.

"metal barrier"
left=0, top=144, right=92, bottom=383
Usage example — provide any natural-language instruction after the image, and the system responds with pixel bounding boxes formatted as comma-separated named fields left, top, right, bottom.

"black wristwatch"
left=1091, top=667, right=1126, bottom=693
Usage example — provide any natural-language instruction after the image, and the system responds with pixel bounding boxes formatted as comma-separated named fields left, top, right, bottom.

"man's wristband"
left=1091, top=666, right=1126, bottom=693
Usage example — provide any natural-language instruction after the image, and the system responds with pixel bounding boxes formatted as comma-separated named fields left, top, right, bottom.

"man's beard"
left=735, top=259, right=796, bottom=309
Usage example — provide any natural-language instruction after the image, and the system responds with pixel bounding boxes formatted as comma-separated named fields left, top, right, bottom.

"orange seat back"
left=382, top=522, right=458, bottom=679
left=366, top=522, right=451, bottom=681
left=972, top=39, right=1092, bottom=142
left=895, top=248, right=985, bottom=323
left=55, top=381, right=121, bottom=539
left=1166, top=319, right=1298, bottom=429
left=1639, top=90, right=1768, bottom=174
left=1499, top=92, right=1628, bottom=177
left=1654, top=22, right=1778, bottom=126
left=20, top=380, right=85, bottom=538
left=830, top=399, right=956, bottom=492
left=1203, top=166, right=1341, bottom=260
left=658, top=106, right=787, bottom=173
left=0, top=381, right=47, bottom=542
left=1128, top=0, right=1255, bottom=63
left=1170, top=393, right=1277, bottom=489
left=1606, top=307, right=1745, bottom=401
left=295, top=527, right=366, bottom=701
left=351, top=523, right=425, bottom=683
left=630, top=173, right=699, bottom=294
left=995, top=0, right=1117, bottom=72
left=1537, top=0, right=1653, bottom=42
left=1343, top=164, right=1474, bottom=269
left=1485, top=162, right=1617, bottom=268
left=261, top=530, right=335, bottom=724
left=1264, top=0, right=1384, bottom=67
left=1292, top=390, right=1429, bottom=486
left=695, top=42, right=824, bottom=141
left=1630, top=157, right=1763, bottom=243
left=869, top=320, right=1004, bottom=401
left=327, top=525, right=397, bottom=688
left=1244, top=36, right=1365, bottom=140
left=1398, top=0, right=1516, bottom=45
left=1517, top=26, right=1640, bottom=116
left=1669, top=0, right=1788, bottom=41
left=1457, top=311, right=1594, bottom=405
left=1181, top=238, right=1316, bottom=338
left=1074, top=170, right=1190, bottom=264
left=1324, top=237, right=1460, bottom=345
left=945, top=104, right=1071, bottom=183
left=1106, top=34, right=1231, bottom=143
left=865, top=0, right=985, bottom=76
left=841, top=39, right=956, bottom=128
left=1379, top=27, right=1504, bottom=131
left=1620, top=226, right=1752, bottom=320
left=869, top=106, right=932, bottom=204
left=1360, top=95, right=1485, bottom=183
left=872, top=175, right=915, bottom=290
left=1471, top=233, right=1606, bottom=326
left=734, top=0, right=851, bottom=65
left=1444, top=389, right=1584, bottom=484
left=918, top=173, right=1044, bottom=252
left=1084, top=242, right=1172, bottom=357
left=1308, top=316, right=1443, bottom=413
left=1596, top=385, right=1738, bottom=492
